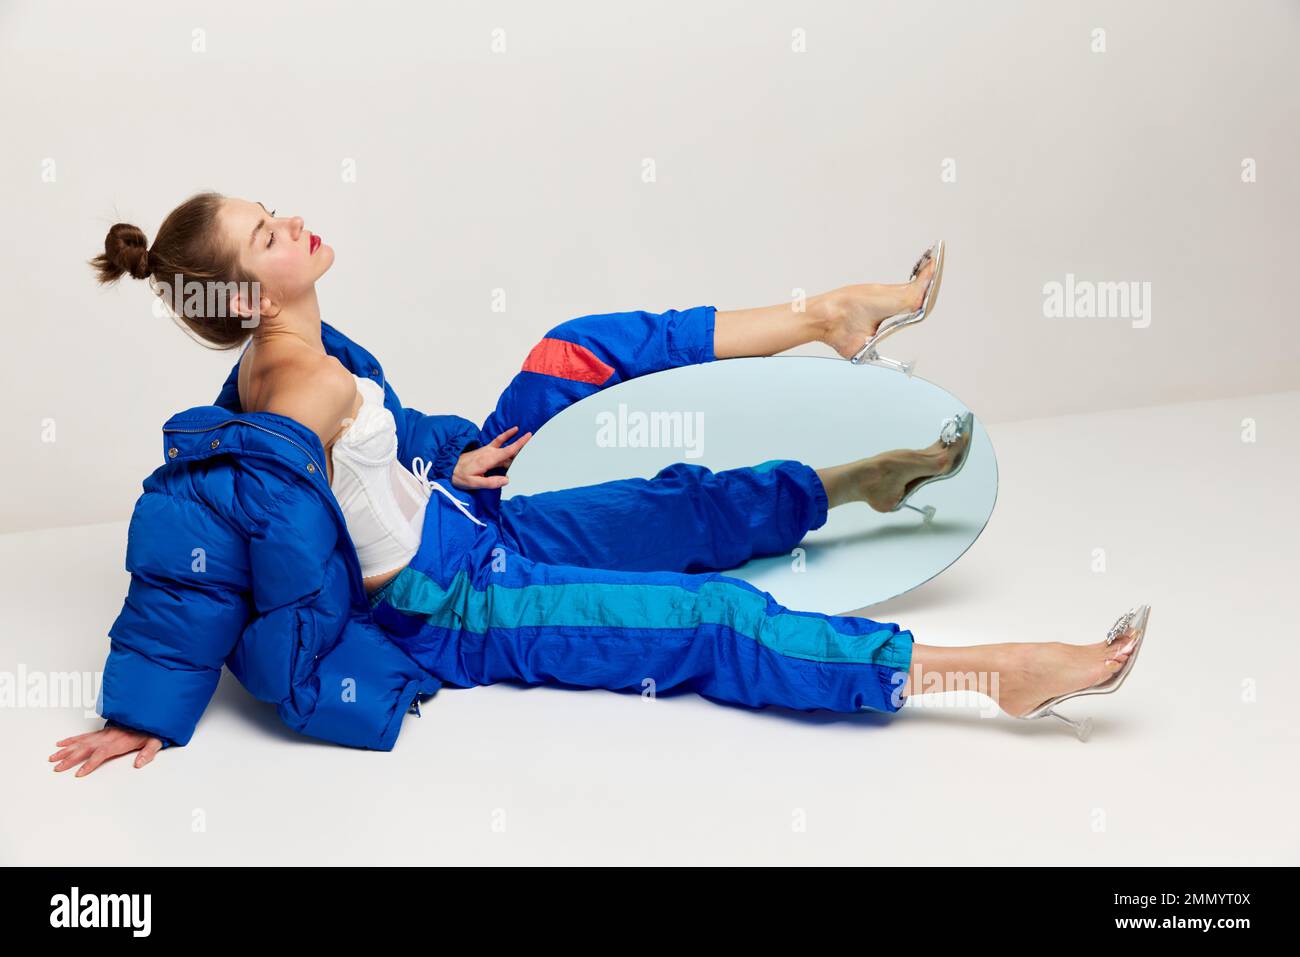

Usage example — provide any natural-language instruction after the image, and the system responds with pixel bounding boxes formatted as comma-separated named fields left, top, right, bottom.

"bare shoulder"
left=261, top=351, right=359, bottom=451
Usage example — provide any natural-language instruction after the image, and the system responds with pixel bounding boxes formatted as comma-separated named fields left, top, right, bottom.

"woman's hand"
left=451, top=426, right=533, bottom=490
left=49, top=728, right=164, bottom=777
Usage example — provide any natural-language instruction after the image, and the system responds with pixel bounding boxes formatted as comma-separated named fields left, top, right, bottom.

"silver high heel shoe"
left=850, top=239, right=945, bottom=375
left=891, top=411, right=974, bottom=524
left=1014, top=604, right=1152, bottom=741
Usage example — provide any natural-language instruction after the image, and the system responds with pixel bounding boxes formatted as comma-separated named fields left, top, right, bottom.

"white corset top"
left=329, top=375, right=434, bottom=579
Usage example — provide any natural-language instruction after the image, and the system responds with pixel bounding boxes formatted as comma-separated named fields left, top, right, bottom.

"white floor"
left=3, top=391, right=1297, bottom=866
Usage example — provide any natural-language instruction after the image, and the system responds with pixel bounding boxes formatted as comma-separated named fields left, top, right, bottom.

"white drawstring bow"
left=410, top=456, right=486, bottom=528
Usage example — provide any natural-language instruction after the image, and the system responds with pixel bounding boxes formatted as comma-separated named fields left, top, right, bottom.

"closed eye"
left=266, top=209, right=277, bottom=247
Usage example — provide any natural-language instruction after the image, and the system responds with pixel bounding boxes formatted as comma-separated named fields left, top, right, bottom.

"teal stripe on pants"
left=383, top=565, right=912, bottom=670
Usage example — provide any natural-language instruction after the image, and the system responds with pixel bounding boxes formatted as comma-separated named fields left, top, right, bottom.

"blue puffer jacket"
left=98, top=321, right=482, bottom=751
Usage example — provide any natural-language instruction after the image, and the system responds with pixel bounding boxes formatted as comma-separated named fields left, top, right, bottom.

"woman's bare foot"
left=992, top=637, right=1138, bottom=718
left=817, top=254, right=936, bottom=360
left=817, top=428, right=971, bottom=511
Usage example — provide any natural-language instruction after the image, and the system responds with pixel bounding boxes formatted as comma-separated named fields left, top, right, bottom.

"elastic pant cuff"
left=667, top=305, right=717, bottom=365
left=878, top=630, right=915, bottom=712
left=799, top=461, right=830, bottom=531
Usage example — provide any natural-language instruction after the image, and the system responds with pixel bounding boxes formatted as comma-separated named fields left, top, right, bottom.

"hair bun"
left=91, top=222, right=151, bottom=284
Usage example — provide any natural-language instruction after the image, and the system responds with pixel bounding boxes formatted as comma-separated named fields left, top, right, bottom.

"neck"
left=251, top=287, right=324, bottom=352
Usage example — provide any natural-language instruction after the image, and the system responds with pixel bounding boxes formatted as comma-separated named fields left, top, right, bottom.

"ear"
left=229, top=284, right=278, bottom=325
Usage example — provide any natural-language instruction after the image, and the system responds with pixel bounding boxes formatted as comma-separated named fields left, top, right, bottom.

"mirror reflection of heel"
left=892, top=410, right=975, bottom=521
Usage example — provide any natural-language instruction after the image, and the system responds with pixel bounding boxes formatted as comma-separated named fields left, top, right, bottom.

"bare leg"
left=904, top=637, right=1138, bottom=717
left=713, top=299, right=829, bottom=358
left=713, top=256, right=937, bottom=359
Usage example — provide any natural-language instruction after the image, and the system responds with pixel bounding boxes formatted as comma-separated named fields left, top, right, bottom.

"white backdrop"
left=2, top=0, right=1297, bottom=533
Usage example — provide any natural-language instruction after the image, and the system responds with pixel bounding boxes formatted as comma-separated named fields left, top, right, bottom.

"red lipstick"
left=309, top=233, right=321, bottom=255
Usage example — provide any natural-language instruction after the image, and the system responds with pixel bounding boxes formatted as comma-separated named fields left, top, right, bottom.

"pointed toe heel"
left=851, top=239, right=944, bottom=373
left=1014, top=604, right=1151, bottom=741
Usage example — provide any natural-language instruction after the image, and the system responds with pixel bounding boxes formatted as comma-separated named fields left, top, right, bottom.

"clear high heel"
left=891, top=410, right=974, bottom=524
left=850, top=239, right=945, bottom=375
left=1014, top=604, right=1152, bottom=741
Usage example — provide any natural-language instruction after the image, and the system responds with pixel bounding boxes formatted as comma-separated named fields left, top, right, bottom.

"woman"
left=52, top=192, right=1146, bottom=776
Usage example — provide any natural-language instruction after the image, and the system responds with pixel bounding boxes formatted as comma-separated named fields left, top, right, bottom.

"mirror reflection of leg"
left=815, top=435, right=968, bottom=516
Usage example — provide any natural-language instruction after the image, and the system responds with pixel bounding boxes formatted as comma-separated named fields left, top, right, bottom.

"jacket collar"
left=159, top=321, right=387, bottom=470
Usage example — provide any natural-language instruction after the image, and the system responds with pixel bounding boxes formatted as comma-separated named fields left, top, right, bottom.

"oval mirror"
left=503, top=356, right=998, bottom=614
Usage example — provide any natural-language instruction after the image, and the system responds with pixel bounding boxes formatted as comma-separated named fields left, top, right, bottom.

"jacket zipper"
left=167, top=416, right=326, bottom=471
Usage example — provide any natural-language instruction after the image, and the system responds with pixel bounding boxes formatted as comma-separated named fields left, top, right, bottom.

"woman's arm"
left=97, top=557, right=251, bottom=747
left=51, top=567, right=249, bottom=776
left=50, top=487, right=253, bottom=776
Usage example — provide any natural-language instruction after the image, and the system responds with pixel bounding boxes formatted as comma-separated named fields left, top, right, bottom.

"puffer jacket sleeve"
left=98, top=489, right=253, bottom=748
left=384, top=379, right=481, bottom=480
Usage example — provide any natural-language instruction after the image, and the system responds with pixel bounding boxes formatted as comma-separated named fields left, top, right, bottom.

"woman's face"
left=220, top=197, right=334, bottom=310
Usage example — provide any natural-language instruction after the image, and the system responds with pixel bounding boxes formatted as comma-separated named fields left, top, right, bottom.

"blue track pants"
left=370, top=306, right=914, bottom=716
